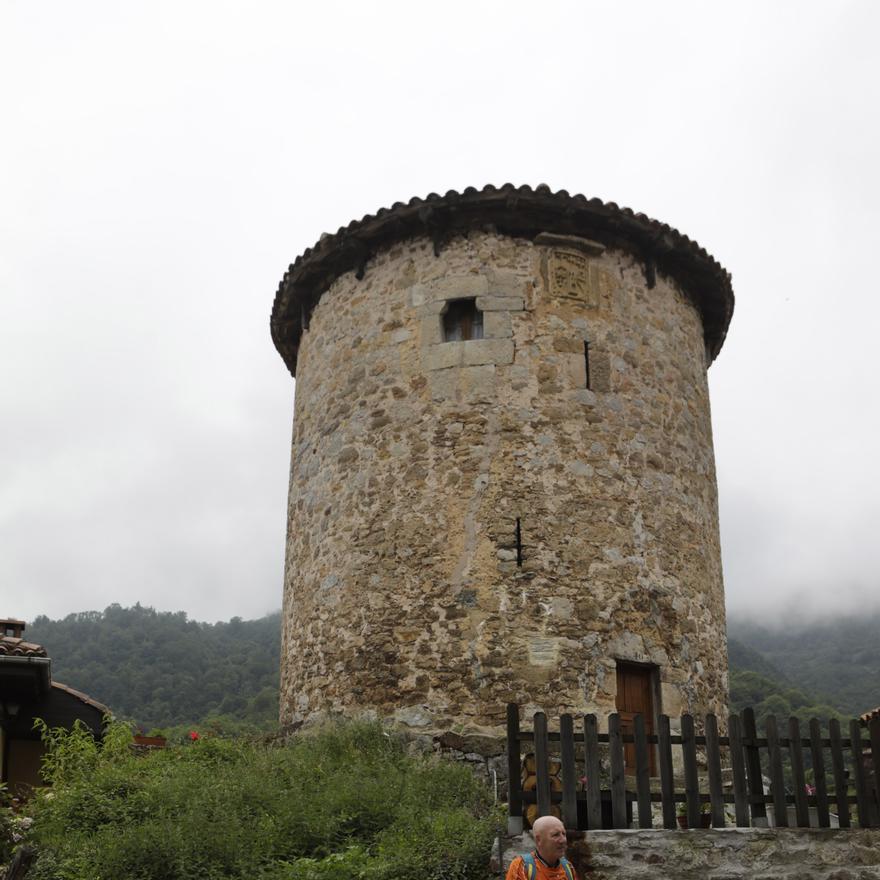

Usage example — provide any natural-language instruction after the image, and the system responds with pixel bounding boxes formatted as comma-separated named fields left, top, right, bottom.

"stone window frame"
left=412, top=274, right=522, bottom=372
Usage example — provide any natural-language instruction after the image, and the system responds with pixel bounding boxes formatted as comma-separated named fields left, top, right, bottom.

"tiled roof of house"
left=270, top=183, right=735, bottom=376
left=52, top=681, right=111, bottom=716
left=0, top=635, right=48, bottom=658
left=860, top=706, right=880, bottom=727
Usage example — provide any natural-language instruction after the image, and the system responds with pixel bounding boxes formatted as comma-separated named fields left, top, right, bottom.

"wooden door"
left=616, top=663, right=656, bottom=775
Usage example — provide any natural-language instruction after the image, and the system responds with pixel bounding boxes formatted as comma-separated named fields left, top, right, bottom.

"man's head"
left=533, top=815, right=566, bottom=864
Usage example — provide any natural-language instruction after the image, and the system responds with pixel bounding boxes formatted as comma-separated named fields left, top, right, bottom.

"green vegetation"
left=728, top=633, right=852, bottom=729
left=727, top=665, right=847, bottom=730
left=24, top=719, right=498, bottom=880
left=728, top=613, right=880, bottom=718
left=27, top=605, right=280, bottom=730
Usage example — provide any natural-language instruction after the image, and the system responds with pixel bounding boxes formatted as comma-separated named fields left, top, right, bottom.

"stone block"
left=573, top=388, right=597, bottom=407
left=420, top=316, right=443, bottom=346
left=591, top=348, right=612, bottom=392
left=428, top=274, right=488, bottom=301
left=462, top=338, right=514, bottom=366
left=476, top=294, right=525, bottom=311
left=553, top=335, right=584, bottom=353
left=416, top=299, right=447, bottom=315
left=527, top=636, right=561, bottom=667
left=565, top=354, right=588, bottom=388
left=408, top=284, right=428, bottom=307
left=423, top=343, right=462, bottom=371
left=484, top=311, right=512, bottom=339
left=428, top=368, right=456, bottom=400
left=459, top=365, right=496, bottom=400
left=488, top=271, right=527, bottom=298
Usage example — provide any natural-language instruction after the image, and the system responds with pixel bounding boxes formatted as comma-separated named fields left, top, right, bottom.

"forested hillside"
left=27, top=605, right=280, bottom=730
left=728, top=611, right=880, bottom=719
left=21, top=605, right=879, bottom=732
left=727, top=638, right=848, bottom=730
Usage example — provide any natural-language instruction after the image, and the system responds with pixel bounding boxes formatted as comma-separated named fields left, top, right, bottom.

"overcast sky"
left=2, top=1, right=878, bottom=625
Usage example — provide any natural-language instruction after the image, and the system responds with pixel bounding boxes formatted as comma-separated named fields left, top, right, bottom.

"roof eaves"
left=270, top=184, right=734, bottom=377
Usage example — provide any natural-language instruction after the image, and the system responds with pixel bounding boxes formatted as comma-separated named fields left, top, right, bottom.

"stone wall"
left=280, top=229, right=727, bottom=736
left=499, top=829, right=880, bottom=880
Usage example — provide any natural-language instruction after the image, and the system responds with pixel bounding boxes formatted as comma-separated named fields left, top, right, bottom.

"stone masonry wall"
left=280, top=230, right=727, bottom=736
left=500, top=829, right=880, bottom=880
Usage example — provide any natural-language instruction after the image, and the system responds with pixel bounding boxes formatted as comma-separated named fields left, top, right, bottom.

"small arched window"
left=443, top=298, right=484, bottom=342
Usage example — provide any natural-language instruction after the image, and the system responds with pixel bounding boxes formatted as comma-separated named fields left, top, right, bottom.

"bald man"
left=505, top=815, right=576, bottom=880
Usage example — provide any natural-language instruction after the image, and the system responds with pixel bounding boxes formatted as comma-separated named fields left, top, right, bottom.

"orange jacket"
left=505, top=852, right=576, bottom=880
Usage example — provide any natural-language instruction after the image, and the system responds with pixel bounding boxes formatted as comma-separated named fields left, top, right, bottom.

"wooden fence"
left=506, top=703, right=880, bottom=831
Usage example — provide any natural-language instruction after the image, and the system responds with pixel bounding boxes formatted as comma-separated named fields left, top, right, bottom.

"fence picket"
left=506, top=703, right=522, bottom=832
left=728, top=714, right=750, bottom=827
left=869, top=717, right=880, bottom=828
left=788, top=717, right=810, bottom=827
left=559, top=713, right=578, bottom=830
left=705, top=714, right=725, bottom=828
left=850, top=720, right=872, bottom=828
left=583, top=714, right=602, bottom=830
left=634, top=713, right=652, bottom=828
left=809, top=718, right=830, bottom=828
left=742, top=708, right=767, bottom=825
left=534, top=712, right=552, bottom=819
left=765, top=716, right=788, bottom=827
left=658, top=714, right=676, bottom=829
left=609, top=713, right=628, bottom=829
left=829, top=719, right=851, bottom=828
left=682, top=714, right=701, bottom=829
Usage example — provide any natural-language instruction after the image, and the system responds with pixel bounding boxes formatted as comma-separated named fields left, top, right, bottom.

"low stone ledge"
left=497, top=829, right=880, bottom=880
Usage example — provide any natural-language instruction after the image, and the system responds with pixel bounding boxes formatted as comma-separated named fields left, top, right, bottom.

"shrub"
left=27, top=719, right=498, bottom=880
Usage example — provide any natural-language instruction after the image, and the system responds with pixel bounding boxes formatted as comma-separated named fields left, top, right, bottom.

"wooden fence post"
left=583, top=714, right=602, bottom=830
left=506, top=702, right=523, bottom=835
left=788, top=717, right=810, bottom=827
left=766, top=715, right=788, bottom=827
left=808, top=718, right=831, bottom=828
left=828, top=718, right=851, bottom=828
left=534, top=712, right=552, bottom=819
left=869, top=716, right=880, bottom=828
left=705, top=713, right=725, bottom=828
left=634, top=713, right=652, bottom=829
left=559, top=713, right=578, bottom=831
left=682, top=714, right=701, bottom=829
left=850, top=720, right=872, bottom=828
left=742, top=708, right=767, bottom=826
left=657, top=714, right=676, bottom=829
left=728, top=714, right=750, bottom=827
left=609, top=713, right=628, bottom=829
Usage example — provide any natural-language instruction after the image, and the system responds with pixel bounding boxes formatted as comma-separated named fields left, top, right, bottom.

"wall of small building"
left=281, top=231, right=728, bottom=737
left=6, top=739, right=43, bottom=795
left=0, top=686, right=105, bottom=795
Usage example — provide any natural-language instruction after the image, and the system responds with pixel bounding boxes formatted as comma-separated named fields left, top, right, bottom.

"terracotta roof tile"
left=0, top=636, right=48, bottom=658
left=860, top=706, right=880, bottom=726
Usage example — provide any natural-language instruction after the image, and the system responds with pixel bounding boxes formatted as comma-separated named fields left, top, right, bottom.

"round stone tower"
left=271, top=184, right=733, bottom=737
